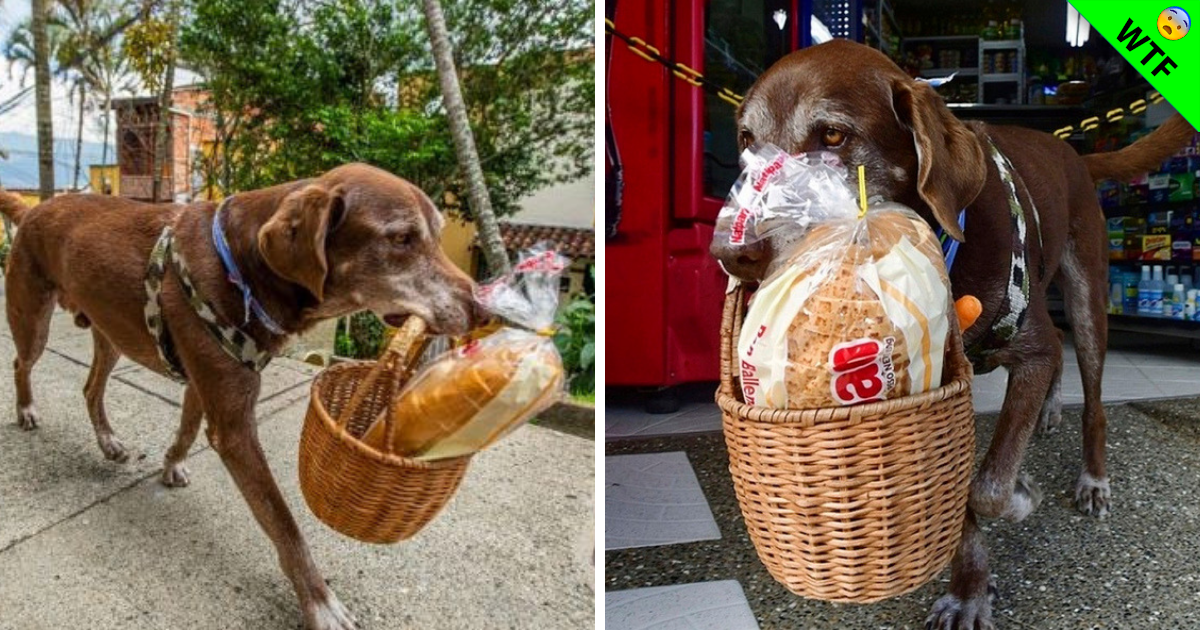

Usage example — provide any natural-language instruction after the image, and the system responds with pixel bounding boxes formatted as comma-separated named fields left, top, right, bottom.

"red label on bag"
left=828, top=337, right=896, bottom=405
left=729, top=206, right=753, bottom=245
left=741, top=325, right=768, bottom=405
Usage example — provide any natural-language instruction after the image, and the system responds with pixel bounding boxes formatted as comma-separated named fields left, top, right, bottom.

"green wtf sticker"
left=1070, top=1, right=1200, bottom=129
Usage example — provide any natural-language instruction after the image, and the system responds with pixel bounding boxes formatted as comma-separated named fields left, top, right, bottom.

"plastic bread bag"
left=733, top=186, right=953, bottom=409
left=714, top=143, right=860, bottom=247
left=361, top=245, right=567, bottom=460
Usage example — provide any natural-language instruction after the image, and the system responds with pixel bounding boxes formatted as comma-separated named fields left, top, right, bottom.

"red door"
left=606, top=0, right=805, bottom=387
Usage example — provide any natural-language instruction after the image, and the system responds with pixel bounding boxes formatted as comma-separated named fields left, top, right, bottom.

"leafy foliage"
left=334, top=312, right=388, bottom=359
left=554, top=293, right=595, bottom=396
left=122, top=14, right=175, bottom=94
left=178, top=0, right=593, bottom=217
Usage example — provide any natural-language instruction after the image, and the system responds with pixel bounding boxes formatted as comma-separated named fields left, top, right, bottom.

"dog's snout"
left=711, top=238, right=770, bottom=281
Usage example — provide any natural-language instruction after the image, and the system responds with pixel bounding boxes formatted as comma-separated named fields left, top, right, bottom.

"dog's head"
left=710, top=39, right=988, bottom=281
left=257, top=163, right=481, bottom=335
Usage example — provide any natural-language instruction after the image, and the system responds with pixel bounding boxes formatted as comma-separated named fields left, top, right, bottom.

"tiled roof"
left=492, top=223, right=595, bottom=259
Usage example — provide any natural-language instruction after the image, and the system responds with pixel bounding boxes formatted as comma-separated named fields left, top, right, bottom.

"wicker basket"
left=715, top=285, right=975, bottom=603
left=299, top=317, right=471, bottom=544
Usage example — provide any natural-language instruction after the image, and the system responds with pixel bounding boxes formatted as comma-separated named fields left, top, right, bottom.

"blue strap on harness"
left=936, top=209, right=967, bottom=273
left=211, top=198, right=287, bottom=336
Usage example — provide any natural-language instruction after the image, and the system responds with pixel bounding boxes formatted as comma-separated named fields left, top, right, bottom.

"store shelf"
left=904, top=35, right=980, bottom=42
left=919, top=67, right=979, bottom=77
left=981, top=73, right=1021, bottom=83
left=1106, top=314, right=1200, bottom=339
left=980, top=39, right=1024, bottom=50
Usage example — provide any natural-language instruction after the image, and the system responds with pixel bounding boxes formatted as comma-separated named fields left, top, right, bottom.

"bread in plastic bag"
left=361, top=245, right=567, bottom=460
left=727, top=144, right=953, bottom=409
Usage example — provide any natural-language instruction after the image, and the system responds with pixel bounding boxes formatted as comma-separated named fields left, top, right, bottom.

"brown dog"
left=1, top=163, right=479, bottom=630
left=709, top=40, right=1197, bottom=629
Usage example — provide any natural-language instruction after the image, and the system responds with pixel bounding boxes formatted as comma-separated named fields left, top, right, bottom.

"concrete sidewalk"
left=0, top=305, right=594, bottom=629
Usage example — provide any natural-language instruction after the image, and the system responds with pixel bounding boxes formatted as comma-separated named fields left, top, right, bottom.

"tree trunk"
left=151, top=60, right=175, bottom=202
left=32, top=0, right=55, bottom=201
left=420, top=0, right=510, bottom=278
left=73, top=83, right=85, bottom=190
left=101, top=90, right=111, bottom=166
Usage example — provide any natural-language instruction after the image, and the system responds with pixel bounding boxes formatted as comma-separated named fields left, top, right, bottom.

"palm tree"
left=421, top=0, right=510, bottom=277
left=32, top=0, right=55, bottom=200
left=52, top=0, right=139, bottom=189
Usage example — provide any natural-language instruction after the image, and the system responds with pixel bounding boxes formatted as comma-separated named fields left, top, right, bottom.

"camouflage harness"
left=144, top=222, right=273, bottom=382
left=936, top=138, right=1043, bottom=373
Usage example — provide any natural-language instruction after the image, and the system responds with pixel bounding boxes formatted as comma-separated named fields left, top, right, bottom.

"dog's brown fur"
left=709, top=40, right=1197, bottom=629
left=1, top=163, right=478, bottom=630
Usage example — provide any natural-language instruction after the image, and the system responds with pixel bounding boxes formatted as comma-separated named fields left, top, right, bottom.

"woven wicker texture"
left=299, top=317, right=471, bottom=544
left=717, top=285, right=975, bottom=603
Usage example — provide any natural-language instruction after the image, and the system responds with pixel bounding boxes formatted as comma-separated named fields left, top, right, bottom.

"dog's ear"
left=892, top=80, right=986, bottom=242
left=257, top=184, right=346, bottom=301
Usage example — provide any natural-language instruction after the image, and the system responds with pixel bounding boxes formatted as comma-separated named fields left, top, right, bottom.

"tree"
left=124, top=5, right=178, bottom=201
left=32, top=0, right=55, bottom=199
left=421, top=0, right=507, bottom=276
left=53, top=0, right=140, bottom=184
left=179, top=0, right=593, bottom=225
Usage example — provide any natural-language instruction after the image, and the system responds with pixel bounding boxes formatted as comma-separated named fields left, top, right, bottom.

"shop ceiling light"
left=1067, top=3, right=1092, bottom=47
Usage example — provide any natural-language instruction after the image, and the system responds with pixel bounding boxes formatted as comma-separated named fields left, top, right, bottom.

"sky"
left=0, top=4, right=199, bottom=146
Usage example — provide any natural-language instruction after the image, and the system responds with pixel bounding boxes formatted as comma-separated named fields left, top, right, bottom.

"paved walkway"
left=0, top=300, right=594, bottom=629
left=605, top=333, right=1200, bottom=629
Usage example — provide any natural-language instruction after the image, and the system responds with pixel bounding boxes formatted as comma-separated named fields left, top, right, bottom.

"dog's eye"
left=821, top=128, right=847, bottom=148
left=393, top=232, right=414, bottom=248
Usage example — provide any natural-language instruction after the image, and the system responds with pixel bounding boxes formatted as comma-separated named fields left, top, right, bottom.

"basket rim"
left=716, top=371, right=971, bottom=425
left=307, top=361, right=473, bottom=470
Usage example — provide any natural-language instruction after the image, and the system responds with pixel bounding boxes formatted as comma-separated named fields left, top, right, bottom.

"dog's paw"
left=1037, top=405, right=1062, bottom=435
left=160, top=462, right=191, bottom=488
left=304, top=591, right=358, bottom=630
left=16, top=405, right=39, bottom=430
left=1001, top=472, right=1043, bottom=522
left=1075, top=471, right=1111, bottom=518
left=925, top=592, right=995, bottom=630
left=98, top=435, right=130, bottom=463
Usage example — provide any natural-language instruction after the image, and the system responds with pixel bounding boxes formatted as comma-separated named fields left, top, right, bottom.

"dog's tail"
left=1083, top=113, right=1198, bottom=182
left=0, top=188, right=30, bottom=225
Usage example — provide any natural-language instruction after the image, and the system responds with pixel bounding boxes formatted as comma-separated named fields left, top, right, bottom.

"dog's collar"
left=145, top=224, right=273, bottom=381
left=212, top=196, right=287, bottom=336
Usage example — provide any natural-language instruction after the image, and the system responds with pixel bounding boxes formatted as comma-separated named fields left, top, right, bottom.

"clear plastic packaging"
left=361, top=245, right=566, bottom=460
left=724, top=144, right=953, bottom=409
left=715, top=144, right=859, bottom=247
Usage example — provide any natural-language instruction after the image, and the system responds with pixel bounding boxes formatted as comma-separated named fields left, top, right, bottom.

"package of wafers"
left=730, top=144, right=953, bottom=410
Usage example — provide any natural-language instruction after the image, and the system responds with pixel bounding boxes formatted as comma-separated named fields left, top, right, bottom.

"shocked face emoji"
left=1158, top=6, right=1190, bottom=40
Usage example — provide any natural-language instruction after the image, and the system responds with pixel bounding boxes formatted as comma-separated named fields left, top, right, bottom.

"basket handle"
left=718, top=285, right=746, bottom=400
left=333, top=315, right=428, bottom=430
left=372, top=316, right=430, bottom=454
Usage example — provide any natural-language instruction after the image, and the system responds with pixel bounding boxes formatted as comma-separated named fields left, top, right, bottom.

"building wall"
left=89, top=165, right=120, bottom=196
left=441, top=211, right=479, bottom=276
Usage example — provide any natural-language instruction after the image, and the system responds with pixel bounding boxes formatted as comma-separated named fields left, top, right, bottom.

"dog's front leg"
left=926, top=509, right=995, bottom=630
left=969, top=336, right=1062, bottom=522
left=929, top=326, right=1061, bottom=629
left=205, top=392, right=357, bottom=630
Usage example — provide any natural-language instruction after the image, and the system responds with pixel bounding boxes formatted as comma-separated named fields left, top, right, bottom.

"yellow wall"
left=440, top=211, right=478, bottom=276
left=89, top=165, right=120, bottom=196
left=16, top=192, right=39, bottom=208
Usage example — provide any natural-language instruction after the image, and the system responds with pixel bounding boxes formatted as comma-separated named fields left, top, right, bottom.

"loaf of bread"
left=737, top=204, right=952, bottom=409
left=361, top=331, right=563, bottom=460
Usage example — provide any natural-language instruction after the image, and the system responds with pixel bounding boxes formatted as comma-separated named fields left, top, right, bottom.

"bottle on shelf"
left=1151, top=265, right=1166, bottom=316
left=1172, top=284, right=1186, bottom=320
left=1138, top=266, right=1153, bottom=315
left=1165, top=271, right=1180, bottom=317
left=1110, top=283, right=1123, bottom=314
left=1188, top=290, right=1198, bottom=321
